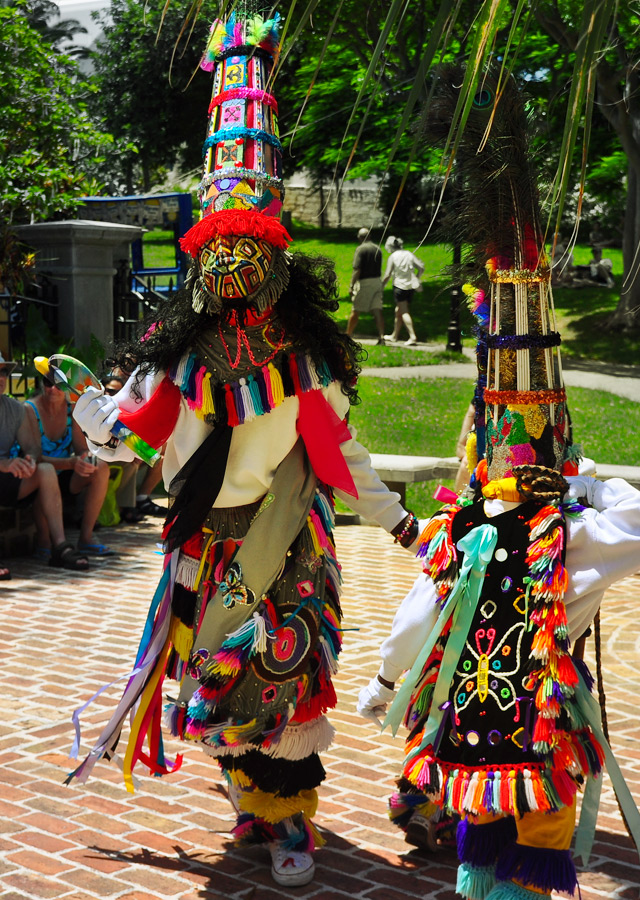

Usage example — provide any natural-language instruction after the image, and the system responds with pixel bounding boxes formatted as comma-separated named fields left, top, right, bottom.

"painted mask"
left=199, top=234, right=274, bottom=301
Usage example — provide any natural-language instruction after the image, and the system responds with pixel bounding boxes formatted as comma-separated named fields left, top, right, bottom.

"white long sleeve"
left=563, top=477, right=640, bottom=639
left=379, top=572, right=439, bottom=683
left=335, top=420, right=406, bottom=533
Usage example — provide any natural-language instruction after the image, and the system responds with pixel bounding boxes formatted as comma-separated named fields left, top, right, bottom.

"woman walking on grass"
left=382, top=236, right=424, bottom=345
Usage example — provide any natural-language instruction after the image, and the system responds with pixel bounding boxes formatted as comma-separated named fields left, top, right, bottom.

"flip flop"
left=77, top=542, right=115, bottom=557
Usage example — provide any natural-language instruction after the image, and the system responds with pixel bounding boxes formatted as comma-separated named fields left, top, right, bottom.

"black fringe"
left=219, top=750, right=326, bottom=797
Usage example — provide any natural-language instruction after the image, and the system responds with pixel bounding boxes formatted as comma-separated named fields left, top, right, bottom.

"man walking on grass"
left=346, top=228, right=386, bottom=344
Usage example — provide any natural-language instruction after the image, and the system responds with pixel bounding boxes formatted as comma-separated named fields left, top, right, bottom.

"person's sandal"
left=136, top=496, right=167, bottom=517
left=120, top=506, right=145, bottom=524
left=49, top=541, right=90, bottom=571
left=0, top=563, right=11, bottom=581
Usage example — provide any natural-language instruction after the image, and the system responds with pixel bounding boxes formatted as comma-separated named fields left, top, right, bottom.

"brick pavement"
left=1, top=520, right=639, bottom=900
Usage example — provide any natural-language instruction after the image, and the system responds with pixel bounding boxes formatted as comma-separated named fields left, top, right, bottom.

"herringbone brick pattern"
left=1, top=520, right=638, bottom=899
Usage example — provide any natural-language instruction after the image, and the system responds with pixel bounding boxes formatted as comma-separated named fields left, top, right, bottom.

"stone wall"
left=283, top=171, right=385, bottom=229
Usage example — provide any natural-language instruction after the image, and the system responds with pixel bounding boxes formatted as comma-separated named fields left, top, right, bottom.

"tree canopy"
left=0, top=7, right=110, bottom=229
left=91, top=0, right=219, bottom=193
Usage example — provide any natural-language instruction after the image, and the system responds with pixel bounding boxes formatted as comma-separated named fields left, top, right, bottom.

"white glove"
left=564, top=475, right=598, bottom=507
left=73, top=387, right=120, bottom=445
left=357, top=676, right=396, bottom=724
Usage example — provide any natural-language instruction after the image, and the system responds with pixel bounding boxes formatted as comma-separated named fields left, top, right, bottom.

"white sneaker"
left=404, top=337, right=418, bottom=346
left=268, top=842, right=315, bottom=886
left=383, top=334, right=398, bottom=342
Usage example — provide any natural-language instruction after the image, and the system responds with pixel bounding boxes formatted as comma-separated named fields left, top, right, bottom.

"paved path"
left=1, top=519, right=639, bottom=899
left=357, top=340, right=640, bottom=402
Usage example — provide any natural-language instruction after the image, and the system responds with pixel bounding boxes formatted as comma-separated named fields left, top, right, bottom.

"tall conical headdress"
left=180, top=12, right=291, bottom=315
left=428, top=68, right=578, bottom=499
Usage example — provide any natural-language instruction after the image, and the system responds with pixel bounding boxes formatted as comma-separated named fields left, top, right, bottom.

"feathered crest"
left=201, top=12, right=281, bottom=71
left=427, top=65, right=548, bottom=287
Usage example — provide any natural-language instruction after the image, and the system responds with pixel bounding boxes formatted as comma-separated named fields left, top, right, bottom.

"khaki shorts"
left=352, top=277, right=383, bottom=312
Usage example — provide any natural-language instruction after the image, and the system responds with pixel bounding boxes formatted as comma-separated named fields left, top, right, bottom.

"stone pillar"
left=15, top=220, right=144, bottom=349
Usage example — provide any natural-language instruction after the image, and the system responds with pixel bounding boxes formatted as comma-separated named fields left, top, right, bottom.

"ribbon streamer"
left=385, top=523, right=497, bottom=737
left=574, top=671, right=640, bottom=865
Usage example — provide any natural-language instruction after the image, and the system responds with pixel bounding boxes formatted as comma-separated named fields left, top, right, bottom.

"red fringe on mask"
left=180, top=209, right=292, bottom=257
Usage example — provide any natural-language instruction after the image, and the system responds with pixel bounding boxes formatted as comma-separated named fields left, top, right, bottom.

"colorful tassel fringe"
left=201, top=12, right=281, bottom=71
left=457, top=817, right=518, bottom=868
left=456, top=862, right=497, bottom=900
left=484, top=882, right=551, bottom=900
left=169, top=348, right=335, bottom=427
left=496, top=842, right=577, bottom=895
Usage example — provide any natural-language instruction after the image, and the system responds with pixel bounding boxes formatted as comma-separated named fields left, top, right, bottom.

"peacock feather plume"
left=426, top=65, right=573, bottom=487
left=427, top=65, right=549, bottom=288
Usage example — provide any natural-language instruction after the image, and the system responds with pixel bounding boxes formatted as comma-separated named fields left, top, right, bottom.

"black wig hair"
left=109, top=252, right=364, bottom=406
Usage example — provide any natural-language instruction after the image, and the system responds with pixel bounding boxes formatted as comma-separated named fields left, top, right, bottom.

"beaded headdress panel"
left=179, top=12, right=291, bottom=315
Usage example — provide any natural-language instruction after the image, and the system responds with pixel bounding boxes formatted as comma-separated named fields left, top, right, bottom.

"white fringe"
left=176, top=555, right=199, bottom=590
left=200, top=716, right=336, bottom=761
left=523, top=769, right=537, bottom=809
left=462, top=770, right=479, bottom=813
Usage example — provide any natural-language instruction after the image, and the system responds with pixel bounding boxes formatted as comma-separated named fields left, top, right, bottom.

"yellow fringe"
left=168, top=616, right=193, bottom=662
left=194, top=529, right=216, bottom=591
left=228, top=768, right=253, bottom=789
left=268, top=362, right=285, bottom=406
left=201, top=371, right=215, bottom=416
left=307, top=517, right=322, bottom=557
left=239, top=787, right=319, bottom=823
left=465, top=431, right=478, bottom=474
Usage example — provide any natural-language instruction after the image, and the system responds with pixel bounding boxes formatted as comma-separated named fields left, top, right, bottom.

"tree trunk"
left=142, top=158, right=151, bottom=194
left=318, top=179, right=326, bottom=229
left=608, top=160, right=640, bottom=331
left=125, top=157, right=133, bottom=195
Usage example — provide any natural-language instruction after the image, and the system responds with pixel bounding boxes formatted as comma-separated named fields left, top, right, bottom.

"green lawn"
left=141, top=222, right=637, bottom=364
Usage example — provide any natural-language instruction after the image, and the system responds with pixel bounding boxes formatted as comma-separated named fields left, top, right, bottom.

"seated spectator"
left=136, top=455, right=166, bottom=518
left=588, top=247, right=615, bottom=287
left=0, top=352, right=89, bottom=571
left=24, top=375, right=113, bottom=556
